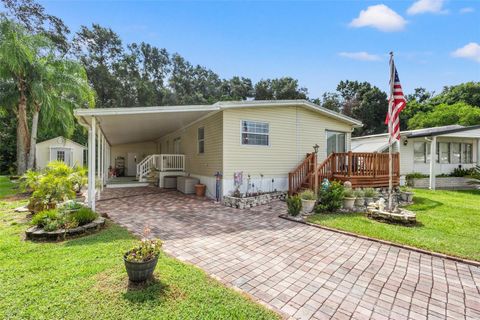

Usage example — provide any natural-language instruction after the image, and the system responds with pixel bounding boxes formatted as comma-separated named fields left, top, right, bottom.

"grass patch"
left=307, top=189, right=480, bottom=261
left=0, top=200, right=278, bottom=320
left=0, top=176, right=16, bottom=198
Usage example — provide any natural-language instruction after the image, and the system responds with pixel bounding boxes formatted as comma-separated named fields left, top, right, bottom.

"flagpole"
left=388, top=52, right=395, bottom=211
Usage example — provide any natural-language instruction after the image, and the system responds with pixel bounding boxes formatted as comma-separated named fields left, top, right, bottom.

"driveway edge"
left=279, top=214, right=480, bottom=268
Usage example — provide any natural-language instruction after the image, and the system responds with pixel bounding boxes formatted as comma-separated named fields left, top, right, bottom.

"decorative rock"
left=15, top=206, right=30, bottom=213
left=223, top=191, right=286, bottom=209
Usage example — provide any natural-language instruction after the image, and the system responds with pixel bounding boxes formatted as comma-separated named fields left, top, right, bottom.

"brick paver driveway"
left=97, top=187, right=480, bottom=320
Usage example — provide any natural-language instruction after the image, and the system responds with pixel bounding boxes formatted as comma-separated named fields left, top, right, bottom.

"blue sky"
left=39, top=0, right=479, bottom=98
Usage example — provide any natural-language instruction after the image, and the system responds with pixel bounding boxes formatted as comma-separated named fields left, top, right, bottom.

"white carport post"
left=429, top=136, right=436, bottom=190
left=88, top=117, right=96, bottom=210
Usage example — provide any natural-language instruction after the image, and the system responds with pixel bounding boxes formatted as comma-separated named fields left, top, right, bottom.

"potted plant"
left=286, top=195, right=302, bottom=219
left=195, top=183, right=206, bottom=197
left=299, top=189, right=316, bottom=214
left=400, top=186, right=414, bottom=202
left=124, top=227, right=162, bottom=282
left=363, top=188, right=378, bottom=205
left=342, top=188, right=356, bottom=210
left=353, top=189, right=364, bottom=207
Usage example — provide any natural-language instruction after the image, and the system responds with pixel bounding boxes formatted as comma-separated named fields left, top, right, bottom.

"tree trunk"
left=16, top=88, right=30, bottom=175
left=27, top=107, right=40, bottom=170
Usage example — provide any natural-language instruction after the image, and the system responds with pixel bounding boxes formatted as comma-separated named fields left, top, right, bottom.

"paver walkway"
left=97, top=187, right=480, bottom=320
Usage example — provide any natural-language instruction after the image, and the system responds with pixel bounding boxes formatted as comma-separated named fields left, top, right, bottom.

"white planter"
left=354, top=197, right=364, bottom=207
left=301, top=199, right=316, bottom=214
left=401, top=192, right=414, bottom=202
left=343, top=197, right=356, bottom=210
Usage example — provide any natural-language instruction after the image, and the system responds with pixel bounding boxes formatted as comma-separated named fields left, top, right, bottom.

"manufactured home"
left=75, top=100, right=402, bottom=209
left=352, top=125, right=480, bottom=188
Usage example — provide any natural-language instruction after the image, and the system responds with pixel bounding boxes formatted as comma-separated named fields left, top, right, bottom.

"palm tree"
left=0, top=19, right=45, bottom=174
left=27, top=56, right=95, bottom=169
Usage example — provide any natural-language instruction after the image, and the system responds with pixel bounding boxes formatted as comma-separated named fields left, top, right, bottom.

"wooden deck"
left=288, top=152, right=400, bottom=195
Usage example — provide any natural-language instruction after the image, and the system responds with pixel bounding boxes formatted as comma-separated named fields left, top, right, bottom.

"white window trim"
left=240, top=120, right=270, bottom=147
left=326, top=130, right=347, bottom=154
left=197, top=127, right=205, bottom=154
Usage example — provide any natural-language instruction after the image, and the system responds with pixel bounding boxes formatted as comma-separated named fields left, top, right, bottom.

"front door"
left=127, top=152, right=138, bottom=176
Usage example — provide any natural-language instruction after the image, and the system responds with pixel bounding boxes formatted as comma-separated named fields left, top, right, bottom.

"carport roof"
left=74, top=100, right=362, bottom=146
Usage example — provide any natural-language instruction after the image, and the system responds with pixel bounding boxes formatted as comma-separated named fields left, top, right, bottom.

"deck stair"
left=137, top=154, right=185, bottom=182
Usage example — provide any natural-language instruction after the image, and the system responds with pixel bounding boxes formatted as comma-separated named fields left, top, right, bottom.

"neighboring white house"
left=352, top=125, right=480, bottom=187
left=35, top=136, right=86, bottom=170
left=74, top=100, right=363, bottom=209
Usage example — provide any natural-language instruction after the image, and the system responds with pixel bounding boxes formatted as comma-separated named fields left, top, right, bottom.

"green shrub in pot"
left=342, top=188, right=356, bottom=210
left=353, top=189, right=365, bottom=206
left=299, top=189, right=316, bottom=214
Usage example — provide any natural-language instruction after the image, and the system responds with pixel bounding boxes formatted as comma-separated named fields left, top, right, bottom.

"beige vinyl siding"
left=222, top=106, right=353, bottom=178
left=158, top=111, right=223, bottom=176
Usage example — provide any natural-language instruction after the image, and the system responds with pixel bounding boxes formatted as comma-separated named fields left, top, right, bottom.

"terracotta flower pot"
left=195, top=184, right=206, bottom=197
left=124, top=255, right=159, bottom=282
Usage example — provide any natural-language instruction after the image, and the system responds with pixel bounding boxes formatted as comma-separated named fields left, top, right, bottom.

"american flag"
left=385, top=55, right=406, bottom=143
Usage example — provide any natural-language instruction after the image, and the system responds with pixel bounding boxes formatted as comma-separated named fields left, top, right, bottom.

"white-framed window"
left=241, top=120, right=269, bottom=146
left=462, top=143, right=473, bottom=163
left=173, top=137, right=181, bottom=154
left=451, top=143, right=461, bottom=164
left=438, top=142, right=450, bottom=164
left=414, top=142, right=426, bottom=162
left=326, top=130, right=346, bottom=155
left=57, top=150, right=65, bottom=162
left=197, top=127, right=205, bottom=153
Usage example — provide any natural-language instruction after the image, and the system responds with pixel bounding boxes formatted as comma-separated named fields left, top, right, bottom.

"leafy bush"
left=299, top=189, right=316, bottom=200
left=59, top=200, right=84, bottom=211
left=353, top=189, right=364, bottom=198
left=343, top=188, right=355, bottom=198
left=125, top=239, right=162, bottom=263
left=71, top=207, right=98, bottom=226
left=406, top=172, right=429, bottom=179
left=363, top=188, right=378, bottom=198
left=31, top=209, right=60, bottom=227
left=286, top=195, right=302, bottom=216
left=315, top=181, right=344, bottom=213
left=21, top=161, right=86, bottom=213
left=450, top=167, right=472, bottom=177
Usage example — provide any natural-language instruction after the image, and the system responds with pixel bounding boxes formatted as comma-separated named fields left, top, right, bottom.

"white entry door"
left=127, top=152, right=138, bottom=176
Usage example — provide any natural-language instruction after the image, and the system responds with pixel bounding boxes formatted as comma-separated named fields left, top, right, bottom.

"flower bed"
left=26, top=217, right=106, bottom=241
left=223, top=191, right=286, bottom=209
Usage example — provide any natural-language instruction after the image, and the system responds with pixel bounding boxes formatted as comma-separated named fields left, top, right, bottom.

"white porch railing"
left=137, top=154, right=185, bottom=182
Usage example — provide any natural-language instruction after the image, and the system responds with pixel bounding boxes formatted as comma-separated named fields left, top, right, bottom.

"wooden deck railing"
left=288, top=153, right=315, bottom=195
left=288, top=152, right=400, bottom=195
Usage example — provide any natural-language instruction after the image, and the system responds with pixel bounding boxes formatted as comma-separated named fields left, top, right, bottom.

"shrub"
left=31, top=209, right=60, bottom=227
left=299, top=189, right=316, bottom=200
left=353, top=189, right=364, bottom=198
left=363, top=188, right=378, bottom=198
left=343, top=188, right=355, bottom=198
left=125, top=239, right=162, bottom=263
left=59, top=200, right=84, bottom=212
left=286, top=195, right=302, bottom=216
left=21, top=161, right=86, bottom=213
left=450, top=167, right=472, bottom=177
left=315, top=181, right=344, bottom=213
left=70, top=207, right=98, bottom=226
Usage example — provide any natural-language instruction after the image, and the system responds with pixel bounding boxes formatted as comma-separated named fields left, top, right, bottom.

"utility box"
left=164, top=176, right=178, bottom=189
left=177, top=176, right=199, bottom=194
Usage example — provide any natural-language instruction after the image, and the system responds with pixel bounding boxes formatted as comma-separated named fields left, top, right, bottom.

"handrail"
left=288, top=153, right=315, bottom=195
left=137, top=154, right=186, bottom=182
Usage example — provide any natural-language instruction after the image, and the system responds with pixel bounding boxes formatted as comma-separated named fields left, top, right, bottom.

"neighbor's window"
left=57, top=150, right=65, bottom=162
left=451, top=143, right=461, bottom=164
left=438, top=142, right=450, bottom=164
left=414, top=142, right=426, bottom=162
left=241, top=121, right=269, bottom=146
left=462, top=143, right=473, bottom=163
left=198, top=127, right=205, bottom=153
left=326, top=131, right=346, bottom=155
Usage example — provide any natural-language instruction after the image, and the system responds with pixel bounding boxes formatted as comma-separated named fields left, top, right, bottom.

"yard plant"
left=308, top=189, right=480, bottom=261
left=31, top=206, right=98, bottom=231
left=315, top=181, right=344, bottom=213
left=286, top=195, right=302, bottom=216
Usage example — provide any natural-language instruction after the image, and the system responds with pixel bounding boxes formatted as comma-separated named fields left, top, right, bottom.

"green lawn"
left=0, top=175, right=16, bottom=198
left=0, top=200, right=278, bottom=319
left=307, top=189, right=480, bottom=261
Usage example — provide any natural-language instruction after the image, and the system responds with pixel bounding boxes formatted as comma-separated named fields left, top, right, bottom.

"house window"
left=198, top=127, right=205, bottom=153
left=462, top=143, right=473, bottom=163
left=173, top=137, right=181, bottom=154
left=451, top=143, right=461, bottom=164
left=241, top=121, right=269, bottom=146
left=326, top=131, right=346, bottom=155
left=414, top=142, right=426, bottom=162
left=438, top=142, right=450, bottom=164
left=57, top=150, right=65, bottom=162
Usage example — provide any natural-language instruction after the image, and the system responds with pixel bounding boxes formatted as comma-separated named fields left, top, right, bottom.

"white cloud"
left=460, top=7, right=475, bottom=14
left=452, top=42, right=480, bottom=63
left=407, top=0, right=447, bottom=15
left=349, top=5, right=407, bottom=32
left=338, top=51, right=381, bottom=61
